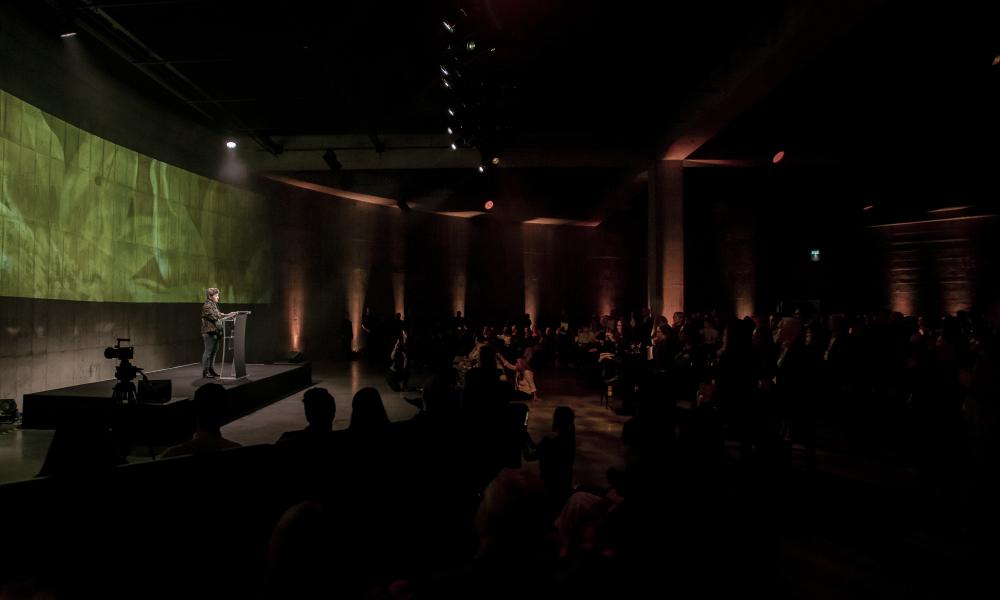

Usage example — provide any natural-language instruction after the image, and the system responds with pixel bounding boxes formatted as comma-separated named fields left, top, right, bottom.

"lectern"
left=217, top=311, right=252, bottom=379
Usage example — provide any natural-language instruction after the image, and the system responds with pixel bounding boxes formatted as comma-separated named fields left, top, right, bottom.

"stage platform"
left=21, top=362, right=313, bottom=442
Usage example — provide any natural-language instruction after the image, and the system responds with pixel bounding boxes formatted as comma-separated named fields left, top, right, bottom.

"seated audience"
left=160, top=383, right=241, bottom=458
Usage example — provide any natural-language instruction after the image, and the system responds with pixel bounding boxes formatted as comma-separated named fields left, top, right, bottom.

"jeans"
left=202, top=333, right=220, bottom=373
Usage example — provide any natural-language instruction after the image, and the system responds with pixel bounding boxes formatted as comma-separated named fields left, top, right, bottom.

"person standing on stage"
left=201, top=287, right=234, bottom=379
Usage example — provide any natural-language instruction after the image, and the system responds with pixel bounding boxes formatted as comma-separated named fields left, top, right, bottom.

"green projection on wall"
left=0, top=90, right=272, bottom=303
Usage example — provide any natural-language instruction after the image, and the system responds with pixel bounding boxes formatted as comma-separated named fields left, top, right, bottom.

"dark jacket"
left=201, top=300, right=224, bottom=335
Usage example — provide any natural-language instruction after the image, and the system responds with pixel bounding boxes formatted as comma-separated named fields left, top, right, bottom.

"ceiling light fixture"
left=225, top=140, right=237, bottom=149
left=60, top=31, right=77, bottom=38
left=443, top=20, right=455, bottom=33
left=772, top=150, right=785, bottom=164
left=450, top=143, right=457, bottom=150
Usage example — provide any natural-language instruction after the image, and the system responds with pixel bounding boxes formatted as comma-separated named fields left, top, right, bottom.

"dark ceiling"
left=16, top=0, right=1000, bottom=221
left=39, top=0, right=787, bottom=144
left=690, top=1, right=1000, bottom=208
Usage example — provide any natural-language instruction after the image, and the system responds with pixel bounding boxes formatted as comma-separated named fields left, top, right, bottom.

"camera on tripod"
left=105, top=338, right=144, bottom=393
left=104, top=338, right=134, bottom=361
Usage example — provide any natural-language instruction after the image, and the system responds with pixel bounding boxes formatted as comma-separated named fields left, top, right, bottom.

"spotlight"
left=442, top=78, right=451, bottom=89
left=322, top=149, right=342, bottom=171
left=863, top=204, right=875, bottom=212
left=450, top=143, right=457, bottom=150
left=440, top=65, right=450, bottom=76
left=225, top=140, right=237, bottom=149
left=478, top=165, right=485, bottom=173
left=484, top=200, right=494, bottom=210
left=443, top=20, right=455, bottom=33
left=447, top=107, right=455, bottom=116
left=466, top=39, right=477, bottom=51
left=60, top=31, right=77, bottom=38
left=491, top=156, right=500, bottom=165
left=447, top=127, right=454, bottom=134
left=490, top=47, right=496, bottom=53
left=772, top=150, right=785, bottom=164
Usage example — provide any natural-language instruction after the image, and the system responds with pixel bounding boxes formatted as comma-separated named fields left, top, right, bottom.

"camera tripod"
left=110, top=361, right=155, bottom=459
left=112, top=379, right=137, bottom=406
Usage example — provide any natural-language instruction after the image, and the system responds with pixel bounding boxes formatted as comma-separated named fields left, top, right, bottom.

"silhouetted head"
left=774, top=317, right=802, bottom=346
left=552, top=406, right=575, bottom=437
left=194, top=383, right=228, bottom=432
left=478, top=344, right=497, bottom=369
left=350, top=387, right=390, bottom=433
left=302, top=387, right=336, bottom=430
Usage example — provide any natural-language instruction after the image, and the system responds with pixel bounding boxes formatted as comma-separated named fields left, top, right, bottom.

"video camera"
left=104, top=338, right=144, bottom=387
left=104, top=338, right=134, bottom=361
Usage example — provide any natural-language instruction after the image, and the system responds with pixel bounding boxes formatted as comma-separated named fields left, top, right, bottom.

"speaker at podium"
left=216, top=311, right=252, bottom=379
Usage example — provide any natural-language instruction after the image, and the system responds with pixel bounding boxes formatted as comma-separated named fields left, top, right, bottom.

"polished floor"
left=0, top=360, right=629, bottom=487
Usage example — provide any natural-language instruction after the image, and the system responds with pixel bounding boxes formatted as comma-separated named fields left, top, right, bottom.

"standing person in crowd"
left=500, top=355, right=537, bottom=401
left=387, top=330, right=410, bottom=392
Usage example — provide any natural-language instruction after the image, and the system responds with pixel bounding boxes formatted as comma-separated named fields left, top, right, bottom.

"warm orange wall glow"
left=449, top=220, right=469, bottom=315
left=658, top=160, right=685, bottom=319
left=286, top=264, right=305, bottom=351
left=736, top=298, right=755, bottom=319
left=392, top=272, right=405, bottom=317
left=348, top=267, right=368, bottom=352
left=878, top=217, right=980, bottom=316
left=344, top=204, right=377, bottom=352
left=523, top=224, right=543, bottom=322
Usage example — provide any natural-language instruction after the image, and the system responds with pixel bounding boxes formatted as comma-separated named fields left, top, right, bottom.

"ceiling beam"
left=238, top=133, right=648, bottom=170
left=660, top=0, right=887, bottom=161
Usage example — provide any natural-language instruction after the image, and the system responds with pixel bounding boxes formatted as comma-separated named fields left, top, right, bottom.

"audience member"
left=160, top=383, right=241, bottom=458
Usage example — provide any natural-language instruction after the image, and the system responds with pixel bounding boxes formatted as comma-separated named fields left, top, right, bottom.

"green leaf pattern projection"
left=0, top=90, right=272, bottom=303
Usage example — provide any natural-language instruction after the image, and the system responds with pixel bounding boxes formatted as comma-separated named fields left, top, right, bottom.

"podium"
left=217, top=311, right=252, bottom=379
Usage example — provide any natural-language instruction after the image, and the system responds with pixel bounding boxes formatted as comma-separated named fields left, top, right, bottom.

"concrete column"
left=648, top=159, right=684, bottom=319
